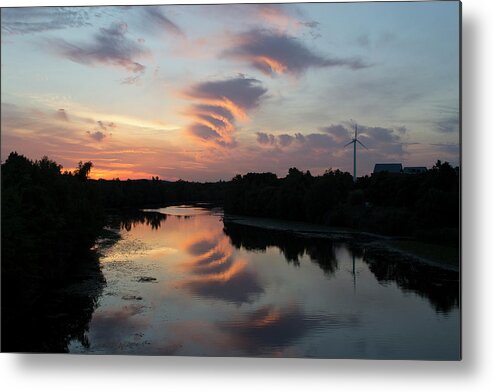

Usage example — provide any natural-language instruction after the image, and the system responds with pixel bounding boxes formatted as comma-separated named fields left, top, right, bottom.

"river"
left=68, top=205, right=460, bottom=359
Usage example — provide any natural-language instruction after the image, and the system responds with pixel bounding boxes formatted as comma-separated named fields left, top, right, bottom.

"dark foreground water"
left=68, top=206, right=460, bottom=359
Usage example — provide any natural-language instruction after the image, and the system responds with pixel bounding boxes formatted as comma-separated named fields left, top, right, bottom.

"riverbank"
left=223, top=214, right=459, bottom=272
left=1, top=248, right=106, bottom=353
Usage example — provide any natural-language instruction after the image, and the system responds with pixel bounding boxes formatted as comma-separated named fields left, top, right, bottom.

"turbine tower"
left=344, top=121, right=368, bottom=182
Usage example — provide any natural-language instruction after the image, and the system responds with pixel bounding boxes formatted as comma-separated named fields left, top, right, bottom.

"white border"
left=1, top=0, right=492, bottom=391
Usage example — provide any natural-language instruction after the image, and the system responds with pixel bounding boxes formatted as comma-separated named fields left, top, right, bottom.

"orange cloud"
left=182, top=76, right=267, bottom=147
left=254, top=4, right=301, bottom=31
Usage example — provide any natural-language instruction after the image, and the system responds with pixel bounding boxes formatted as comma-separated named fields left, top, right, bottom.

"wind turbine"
left=344, top=121, right=368, bottom=182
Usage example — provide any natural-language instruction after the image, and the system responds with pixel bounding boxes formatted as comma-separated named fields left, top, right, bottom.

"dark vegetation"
left=224, top=162, right=459, bottom=245
left=1, top=151, right=459, bottom=351
left=92, top=177, right=227, bottom=208
left=2, top=154, right=103, bottom=305
left=1, top=153, right=104, bottom=351
left=364, top=248, right=459, bottom=313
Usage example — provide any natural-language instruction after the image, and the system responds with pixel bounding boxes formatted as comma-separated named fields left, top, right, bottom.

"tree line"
left=91, top=177, right=227, bottom=209
left=223, top=162, right=459, bottom=244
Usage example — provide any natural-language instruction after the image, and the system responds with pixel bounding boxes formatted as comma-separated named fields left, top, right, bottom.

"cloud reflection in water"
left=179, top=231, right=264, bottom=304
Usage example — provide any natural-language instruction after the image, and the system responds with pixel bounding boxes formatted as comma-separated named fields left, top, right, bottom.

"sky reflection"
left=70, top=207, right=459, bottom=359
left=179, top=228, right=264, bottom=304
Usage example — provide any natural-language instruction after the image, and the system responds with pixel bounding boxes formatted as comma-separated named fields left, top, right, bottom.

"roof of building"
left=373, top=163, right=403, bottom=174
left=403, top=166, right=427, bottom=174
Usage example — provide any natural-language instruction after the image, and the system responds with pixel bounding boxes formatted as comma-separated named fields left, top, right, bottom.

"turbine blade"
left=356, top=139, right=368, bottom=150
left=344, top=140, right=354, bottom=148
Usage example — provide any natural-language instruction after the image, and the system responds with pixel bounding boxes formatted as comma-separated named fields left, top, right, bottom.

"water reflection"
left=363, top=249, right=459, bottom=313
left=223, top=222, right=338, bottom=275
left=72, top=303, right=149, bottom=352
left=65, top=206, right=459, bottom=358
left=111, top=210, right=167, bottom=232
left=223, top=220, right=459, bottom=314
left=146, top=205, right=211, bottom=217
left=110, top=206, right=217, bottom=232
left=179, top=230, right=263, bottom=304
left=217, top=304, right=360, bottom=356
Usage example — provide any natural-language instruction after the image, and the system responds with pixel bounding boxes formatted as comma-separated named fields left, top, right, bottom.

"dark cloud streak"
left=223, top=29, right=369, bottom=76
left=185, top=76, right=267, bottom=111
left=48, top=22, right=148, bottom=76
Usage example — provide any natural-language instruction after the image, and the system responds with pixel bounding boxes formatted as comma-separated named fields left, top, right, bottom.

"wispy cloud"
left=97, top=120, right=116, bottom=131
left=251, top=4, right=302, bottom=31
left=47, top=22, right=149, bottom=77
left=142, top=5, right=184, bottom=37
left=200, top=4, right=315, bottom=33
left=1, top=7, right=90, bottom=35
left=434, top=115, right=459, bottom=134
left=222, top=29, right=369, bottom=76
left=183, top=76, right=267, bottom=147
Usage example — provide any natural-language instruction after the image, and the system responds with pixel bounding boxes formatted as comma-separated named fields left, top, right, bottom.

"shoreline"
left=223, top=214, right=459, bottom=272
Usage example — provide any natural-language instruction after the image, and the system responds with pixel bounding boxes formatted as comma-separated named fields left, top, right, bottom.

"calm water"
left=69, top=206, right=460, bottom=359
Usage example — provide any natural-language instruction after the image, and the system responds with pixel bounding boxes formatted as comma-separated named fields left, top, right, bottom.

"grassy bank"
left=385, top=240, right=459, bottom=270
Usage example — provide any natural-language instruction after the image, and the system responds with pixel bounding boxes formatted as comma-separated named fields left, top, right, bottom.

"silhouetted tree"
left=74, top=161, right=93, bottom=181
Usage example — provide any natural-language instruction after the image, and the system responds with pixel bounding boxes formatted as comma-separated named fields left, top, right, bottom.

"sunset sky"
left=1, top=1, right=460, bottom=181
